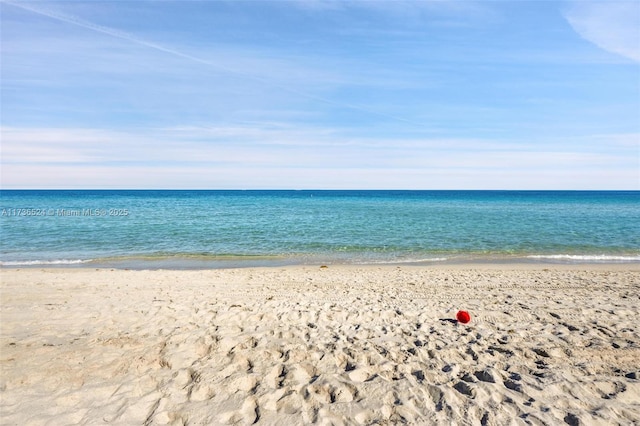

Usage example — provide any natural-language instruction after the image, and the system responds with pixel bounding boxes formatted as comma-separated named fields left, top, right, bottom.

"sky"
left=1, top=0, right=639, bottom=189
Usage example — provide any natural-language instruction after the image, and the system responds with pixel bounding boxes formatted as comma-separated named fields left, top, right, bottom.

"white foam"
left=0, top=259, right=92, bottom=266
left=527, top=254, right=640, bottom=262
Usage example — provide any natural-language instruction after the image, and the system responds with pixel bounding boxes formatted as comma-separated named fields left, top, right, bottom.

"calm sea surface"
left=1, top=190, right=639, bottom=268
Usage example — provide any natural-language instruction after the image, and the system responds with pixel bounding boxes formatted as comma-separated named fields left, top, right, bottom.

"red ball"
left=456, top=310, right=471, bottom=324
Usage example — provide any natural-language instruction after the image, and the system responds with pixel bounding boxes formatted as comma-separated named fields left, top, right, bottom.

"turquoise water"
left=1, top=190, right=639, bottom=268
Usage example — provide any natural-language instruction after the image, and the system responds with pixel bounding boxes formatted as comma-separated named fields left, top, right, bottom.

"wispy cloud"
left=2, top=126, right=637, bottom=189
left=2, top=1, right=638, bottom=189
left=564, top=0, right=640, bottom=62
left=2, top=0, right=427, bottom=128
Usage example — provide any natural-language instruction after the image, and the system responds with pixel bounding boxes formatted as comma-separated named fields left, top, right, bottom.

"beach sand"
left=1, top=265, right=639, bottom=425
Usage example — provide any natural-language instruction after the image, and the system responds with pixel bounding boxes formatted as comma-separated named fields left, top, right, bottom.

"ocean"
left=1, top=190, right=639, bottom=268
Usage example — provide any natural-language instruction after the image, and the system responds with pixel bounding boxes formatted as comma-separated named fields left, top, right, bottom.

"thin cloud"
left=2, top=2, right=637, bottom=190
left=564, top=0, right=640, bottom=62
left=3, top=0, right=426, bottom=128
left=3, top=162, right=636, bottom=190
left=2, top=126, right=637, bottom=189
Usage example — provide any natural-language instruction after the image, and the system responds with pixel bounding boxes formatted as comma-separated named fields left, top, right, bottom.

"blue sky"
left=1, top=0, right=639, bottom=189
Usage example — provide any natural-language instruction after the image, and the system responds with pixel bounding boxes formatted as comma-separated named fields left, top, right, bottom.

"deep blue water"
left=1, top=190, right=639, bottom=268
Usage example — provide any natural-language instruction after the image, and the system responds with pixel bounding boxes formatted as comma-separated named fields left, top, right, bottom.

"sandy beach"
left=1, top=265, right=639, bottom=425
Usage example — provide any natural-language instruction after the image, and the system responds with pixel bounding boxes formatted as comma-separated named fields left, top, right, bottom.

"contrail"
left=4, top=0, right=425, bottom=127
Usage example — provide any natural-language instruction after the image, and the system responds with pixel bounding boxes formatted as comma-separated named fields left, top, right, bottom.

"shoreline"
left=2, top=253, right=640, bottom=270
left=2, top=265, right=639, bottom=424
left=3, top=261, right=640, bottom=271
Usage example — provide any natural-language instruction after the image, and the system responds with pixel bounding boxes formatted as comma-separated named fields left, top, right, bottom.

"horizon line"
left=1, top=188, right=638, bottom=192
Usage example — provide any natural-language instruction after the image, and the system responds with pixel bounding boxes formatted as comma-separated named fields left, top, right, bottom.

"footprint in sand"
left=217, top=397, right=259, bottom=425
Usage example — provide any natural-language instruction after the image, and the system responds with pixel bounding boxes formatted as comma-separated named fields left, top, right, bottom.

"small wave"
left=526, top=254, right=640, bottom=262
left=0, top=259, right=93, bottom=266
left=365, top=257, right=450, bottom=264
